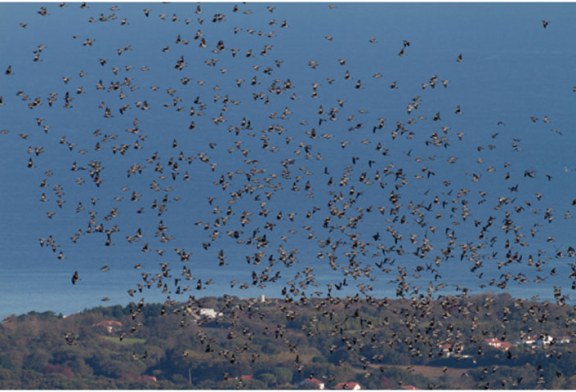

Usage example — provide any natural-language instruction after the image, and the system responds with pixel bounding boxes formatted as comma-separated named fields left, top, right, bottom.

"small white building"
left=199, top=308, right=223, bottom=319
left=520, top=335, right=538, bottom=345
left=537, top=334, right=554, bottom=346
left=93, top=320, right=123, bottom=334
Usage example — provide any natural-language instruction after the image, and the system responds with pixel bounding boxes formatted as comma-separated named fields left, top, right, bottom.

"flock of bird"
left=2, top=2, right=576, bottom=366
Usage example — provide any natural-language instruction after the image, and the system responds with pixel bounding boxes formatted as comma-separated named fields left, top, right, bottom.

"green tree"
left=273, top=366, right=293, bottom=385
left=257, top=372, right=277, bottom=387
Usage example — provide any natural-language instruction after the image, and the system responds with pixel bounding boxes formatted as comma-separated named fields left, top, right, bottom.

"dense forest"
left=1, top=293, right=576, bottom=389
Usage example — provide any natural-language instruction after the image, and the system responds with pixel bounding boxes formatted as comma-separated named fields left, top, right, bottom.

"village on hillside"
left=0, top=294, right=566, bottom=389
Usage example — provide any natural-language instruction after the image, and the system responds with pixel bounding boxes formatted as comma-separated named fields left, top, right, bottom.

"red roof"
left=484, top=338, right=513, bottom=351
left=141, top=375, right=157, bottom=382
left=484, top=338, right=500, bottom=344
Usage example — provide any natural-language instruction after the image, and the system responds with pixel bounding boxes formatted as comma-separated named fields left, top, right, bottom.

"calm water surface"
left=1, top=3, right=575, bottom=319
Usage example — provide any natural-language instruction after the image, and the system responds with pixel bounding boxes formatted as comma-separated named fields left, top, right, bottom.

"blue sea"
left=1, top=3, right=576, bottom=320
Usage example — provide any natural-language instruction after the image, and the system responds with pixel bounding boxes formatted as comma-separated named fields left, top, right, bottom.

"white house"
left=199, top=308, right=223, bottom=319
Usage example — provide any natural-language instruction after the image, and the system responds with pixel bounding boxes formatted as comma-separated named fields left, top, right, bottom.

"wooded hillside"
left=1, top=293, right=575, bottom=389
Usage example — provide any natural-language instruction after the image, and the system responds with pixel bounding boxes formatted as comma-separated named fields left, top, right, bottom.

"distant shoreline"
left=3, top=288, right=571, bottom=321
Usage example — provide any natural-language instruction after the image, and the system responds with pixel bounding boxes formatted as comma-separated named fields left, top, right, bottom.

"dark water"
left=1, top=3, right=575, bottom=319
